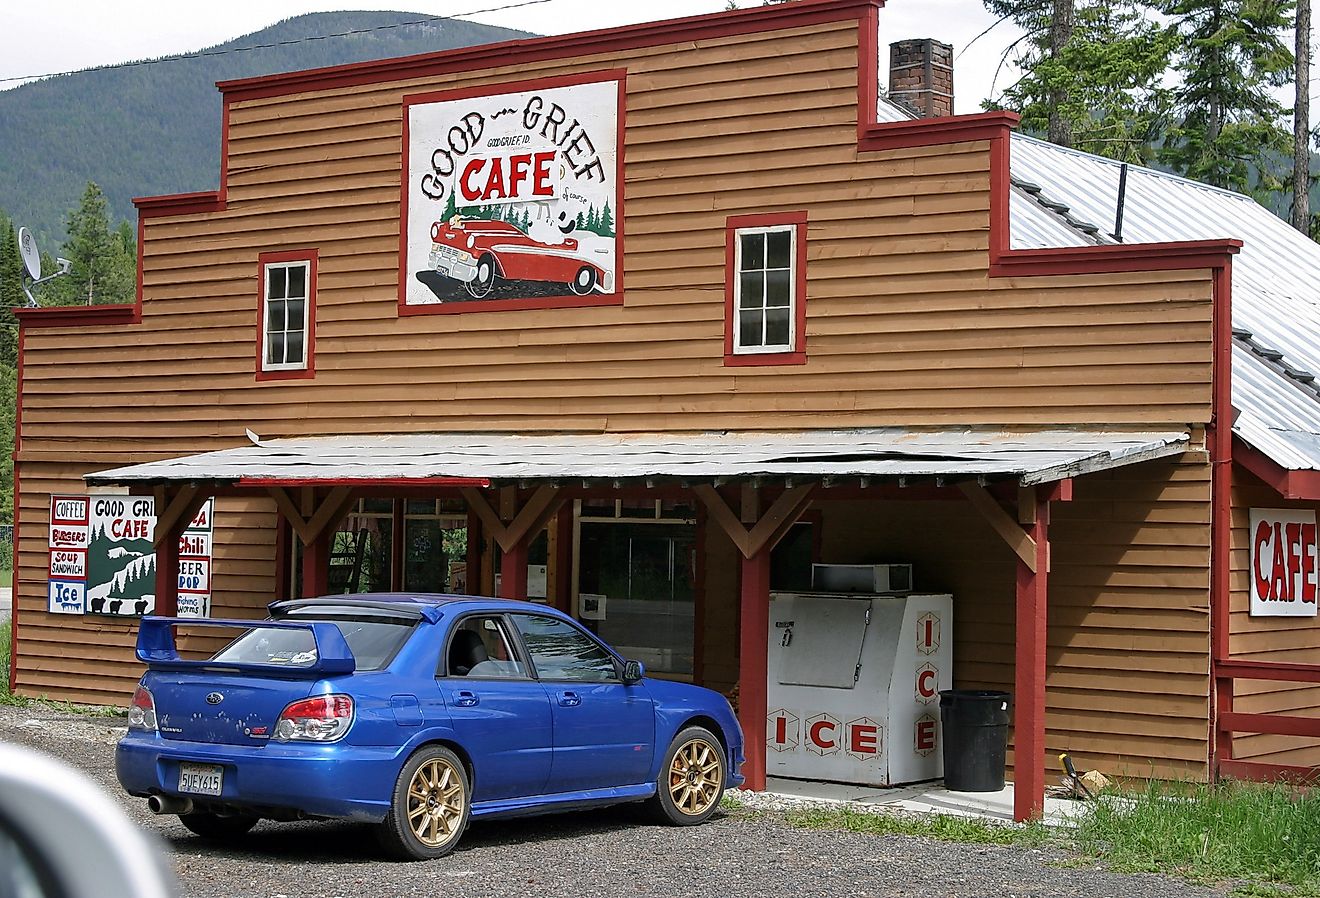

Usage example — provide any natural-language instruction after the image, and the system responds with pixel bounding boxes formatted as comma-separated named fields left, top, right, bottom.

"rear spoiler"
left=136, top=617, right=356, bottom=677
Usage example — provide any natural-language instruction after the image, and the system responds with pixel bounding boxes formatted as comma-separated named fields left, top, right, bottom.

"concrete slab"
left=0, top=587, right=10, bottom=625
left=764, top=776, right=1084, bottom=827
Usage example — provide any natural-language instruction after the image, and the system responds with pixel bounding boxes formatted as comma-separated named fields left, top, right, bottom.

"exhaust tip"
left=146, top=795, right=193, bottom=816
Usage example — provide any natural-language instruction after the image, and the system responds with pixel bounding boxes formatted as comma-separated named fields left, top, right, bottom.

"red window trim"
left=724, top=211, right=809, bottom=367
left=256, top=249, right=317, bottom=382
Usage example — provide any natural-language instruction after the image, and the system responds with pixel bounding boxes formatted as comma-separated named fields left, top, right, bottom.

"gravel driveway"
left=0, top=704, right=1224, bottom=898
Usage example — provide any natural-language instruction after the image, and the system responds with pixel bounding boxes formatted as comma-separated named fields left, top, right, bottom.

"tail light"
left=274, top=694, right=354, bottom=743
left=127, top=684, right=157, bottom=732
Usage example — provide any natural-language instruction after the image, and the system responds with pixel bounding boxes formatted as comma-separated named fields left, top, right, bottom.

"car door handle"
left=558, top=691, right=581, bottom=707
left=454, top=691, right=479, bottom=708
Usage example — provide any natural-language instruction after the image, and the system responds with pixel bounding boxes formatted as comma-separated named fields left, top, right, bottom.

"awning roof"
left=86, top=428, right=1191, bottom=489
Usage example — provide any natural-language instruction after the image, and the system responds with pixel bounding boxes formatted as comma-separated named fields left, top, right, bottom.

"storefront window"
left=578, top=520, right=695, bottom=676
left=329, top=506, right=393, bottom=594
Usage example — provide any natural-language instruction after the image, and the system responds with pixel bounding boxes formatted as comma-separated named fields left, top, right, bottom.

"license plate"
left=177, top=763, right=223, bottom=796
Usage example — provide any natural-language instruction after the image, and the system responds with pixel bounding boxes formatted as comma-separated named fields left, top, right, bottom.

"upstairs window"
left=725, top=212, right=807, bottom=366
left=258, top=250, right=316, bottom=380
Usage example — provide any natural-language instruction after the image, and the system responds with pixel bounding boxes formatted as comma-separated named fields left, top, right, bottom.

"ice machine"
left=766, top=591, right=953, bottom=786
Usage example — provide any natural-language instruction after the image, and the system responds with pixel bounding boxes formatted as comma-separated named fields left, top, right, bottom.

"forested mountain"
left=0, top=12, right=531, bottom=246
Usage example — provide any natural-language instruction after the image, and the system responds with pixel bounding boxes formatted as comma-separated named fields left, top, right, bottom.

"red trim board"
left=723, top=211, right=809, bottom=368
left=255, top=249, right=318, bottom=382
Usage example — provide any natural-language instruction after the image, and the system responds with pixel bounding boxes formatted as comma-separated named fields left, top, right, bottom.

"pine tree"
left=47, top=182, right=136, bottom=306
left=597, top=201, right=615, bottom=237
left=985, top=0, right=1176, bottom=163
left=586, top=205, right=599, bottom=234
left=1291, top=0, right=1310, bottom=232
left=0, top=213, right=23, bottom=366
left=1157, top=0, right=1294, bottom=195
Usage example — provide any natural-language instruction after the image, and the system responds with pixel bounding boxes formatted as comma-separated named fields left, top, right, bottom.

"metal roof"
left=1007, top=133, right=1320, bottom=472
left=85, top=429, right=1190, bottom=488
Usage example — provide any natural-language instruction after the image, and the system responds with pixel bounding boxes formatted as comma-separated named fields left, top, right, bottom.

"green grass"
left=0, top=619, right=9, bottom=700
left=0, top=619, right=120, bottom=717
left=0, top=569, right=11, bottom=588
left=783, top=803, right=1056, bottom=848
left=1074, top=780, right=1320, bottom=896
left=768, top=780, right=1320, bottom=896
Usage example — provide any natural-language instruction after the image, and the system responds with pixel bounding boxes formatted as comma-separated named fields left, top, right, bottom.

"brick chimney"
left=887, top=39, right=954, bottom=119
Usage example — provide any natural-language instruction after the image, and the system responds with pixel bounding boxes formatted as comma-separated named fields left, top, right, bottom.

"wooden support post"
left=1013, top=493, right=1049, bottom=823
left=302, top=528, right=330, bottom=598
left=500, top=542, right=529, bottom=599
left=154, top=528, right=181, bottom=617
left=152, top=486, right=211, bottom=616
left=737, top=547, right=771, bottom=792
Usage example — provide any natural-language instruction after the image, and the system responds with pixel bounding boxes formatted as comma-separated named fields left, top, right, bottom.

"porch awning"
left=85, top=428, right=1191, bottom=489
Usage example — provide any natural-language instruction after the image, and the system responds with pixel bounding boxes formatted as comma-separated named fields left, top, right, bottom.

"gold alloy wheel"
left=667, top=737, right=723, bottom=816
left=405, top=757, right=465, bottom=847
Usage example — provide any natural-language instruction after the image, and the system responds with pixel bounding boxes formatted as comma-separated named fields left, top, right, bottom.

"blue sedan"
left=117, top=594, right=745, bottom=859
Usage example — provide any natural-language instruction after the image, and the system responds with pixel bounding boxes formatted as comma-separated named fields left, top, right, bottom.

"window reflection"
left=512, top=615, right=616, bottom=682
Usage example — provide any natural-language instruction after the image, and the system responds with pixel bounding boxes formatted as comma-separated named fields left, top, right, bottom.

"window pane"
left=268, top=267, right=287, bottom=300
left=739, top=271, right=765, bottom=308
left=448, top=616, right=527, bottom=678
left=740, top=232, right=764, bottom=271
left=766, top=269, right=792, bottom=307
left=512, top=614, right=617, bottom=682
left=766, top=307, right=791, bottom=347
left=286, top=264, right=307, bottom=299
left=767, top=230, right=792, bottom=269
left=267, top=333, right=286, bottom=366
left=267, top=298, right=285, bottom=333
left=287, top=298, right=306, bottom=331
left=286, top=332, right=305, bottom=364
left=406, top=500, right=437, bottom=516
left=740, top=308, right=764, bottom=347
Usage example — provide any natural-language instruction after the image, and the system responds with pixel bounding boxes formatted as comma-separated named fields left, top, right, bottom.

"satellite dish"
left=17, top=227, right=41, bottom=280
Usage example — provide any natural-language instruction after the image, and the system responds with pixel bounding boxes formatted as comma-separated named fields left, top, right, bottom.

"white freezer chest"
left=766, top=591, right=953, bottom=786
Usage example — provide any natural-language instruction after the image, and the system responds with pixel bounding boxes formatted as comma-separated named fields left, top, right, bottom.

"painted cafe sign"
left=401, top=71, right=623, bottom=311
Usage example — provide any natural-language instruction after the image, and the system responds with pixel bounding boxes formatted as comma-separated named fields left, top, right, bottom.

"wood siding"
left=817, top=456, right=1212, bottom=781
left=1227, top=466, right=1320, bottom=767
left=14, top=16, right=1216, bottom=706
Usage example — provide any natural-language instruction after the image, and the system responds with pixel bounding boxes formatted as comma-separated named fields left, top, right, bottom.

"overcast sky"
left=0, top=1, right=1023, bottom=114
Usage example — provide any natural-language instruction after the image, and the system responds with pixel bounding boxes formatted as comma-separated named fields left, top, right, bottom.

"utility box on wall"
left=765, top=592, right=953, bottom=786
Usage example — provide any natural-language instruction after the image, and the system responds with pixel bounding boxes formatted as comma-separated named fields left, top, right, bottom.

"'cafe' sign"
left=1250, top=508, right=1319, bottom=617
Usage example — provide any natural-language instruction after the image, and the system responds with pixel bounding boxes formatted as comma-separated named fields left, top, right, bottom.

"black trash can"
left=939, top=689, right=1011, bottom=792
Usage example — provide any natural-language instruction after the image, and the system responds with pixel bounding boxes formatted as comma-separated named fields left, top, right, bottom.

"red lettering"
left=915, top=718, right=937, bottom=752
left=917, top=668, right=937, bottom=698
left=808, top=719, right=836, bottom=750
left=508, top=154, right=532, bottom=197
left=459, top=158, right=485, bottom=202
left=849, top=723, right=878, bottom=755
left=922, top=617, right=934, bottom=648
left=1272, top=522, right=1289, bottom=600
left=1304, top=523, right=1317, bottom=603
left=1254, top=520, right=1273, bottom=599
left=481, top=158, right=507, bottom=200
left=774, top=715, right=787, bottom=745
left=532, top=151, right=555, bottom=198
left=1286, top=522, right=1303, bottom=602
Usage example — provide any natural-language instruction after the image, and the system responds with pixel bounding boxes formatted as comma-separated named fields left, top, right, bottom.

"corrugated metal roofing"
left=1008, top=133, right=1320, bottom=471
left=85, top=429, right=1190, bottom=488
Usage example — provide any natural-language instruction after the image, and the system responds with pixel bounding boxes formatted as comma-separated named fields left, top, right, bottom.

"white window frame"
left=261, top=260, right=312, bottom=373
left=732, top=224, right=797, bottom=355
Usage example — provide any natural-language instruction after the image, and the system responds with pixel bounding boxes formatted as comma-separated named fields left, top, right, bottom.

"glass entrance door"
left=577, top=520, right=695, bottom=676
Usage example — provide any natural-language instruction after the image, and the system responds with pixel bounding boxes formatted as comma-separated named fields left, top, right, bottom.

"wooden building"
left=10, top=0, right=1319, bottom=820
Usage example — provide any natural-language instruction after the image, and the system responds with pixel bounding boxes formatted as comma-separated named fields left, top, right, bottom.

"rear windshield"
left=211, top=617, right=415, bottom=671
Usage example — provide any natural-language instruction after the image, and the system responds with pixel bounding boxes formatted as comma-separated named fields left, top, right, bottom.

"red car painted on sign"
left=428, top=217, right=611, bottom=299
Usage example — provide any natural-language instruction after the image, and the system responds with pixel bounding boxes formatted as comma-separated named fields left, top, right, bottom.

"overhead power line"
left=0, top=0, right=552, bottom=87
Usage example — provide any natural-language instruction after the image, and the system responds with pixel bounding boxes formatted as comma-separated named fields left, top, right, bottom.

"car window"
left=511, top=614, right=618, bottom=682
left=446, top=616, right=528, bottom=678
left=212, top=618, right=414, bottom=671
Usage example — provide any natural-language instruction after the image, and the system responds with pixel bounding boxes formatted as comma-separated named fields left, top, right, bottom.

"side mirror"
left=0, top=743, right=176, bottom=897
left=623, top=659, right=645, bottom=684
